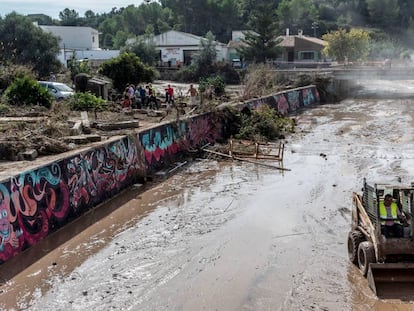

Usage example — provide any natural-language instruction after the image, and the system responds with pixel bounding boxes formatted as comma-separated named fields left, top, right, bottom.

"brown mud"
left=2, top=81, right=414, bottom=310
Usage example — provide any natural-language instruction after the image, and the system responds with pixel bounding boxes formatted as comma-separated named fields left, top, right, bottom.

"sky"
left=0, top=0, right=149, bottom=19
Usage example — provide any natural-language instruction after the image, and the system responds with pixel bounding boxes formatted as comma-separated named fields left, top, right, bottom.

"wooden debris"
left=62, top=134, right=102, bottom=144
left=96, top=120, right=139, bottom=131
left=202, top=148, right=290, bottom=171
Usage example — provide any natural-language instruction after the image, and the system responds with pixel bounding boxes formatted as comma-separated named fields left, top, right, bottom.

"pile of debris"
left=0, top=107, right=143, bottom=161
left=201, top=139, right=289, bottom=171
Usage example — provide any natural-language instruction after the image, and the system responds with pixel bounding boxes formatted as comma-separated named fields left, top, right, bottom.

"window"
left=300, top=51, right=315, bottom=60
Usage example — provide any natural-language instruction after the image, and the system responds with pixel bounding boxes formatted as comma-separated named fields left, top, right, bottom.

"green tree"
left=99, top=19, right=118, bottom=48
left=99, top=52, right=155, bottom=91
left=136, top=2, right=171, bottom=35
left=277, top=0, right=319, bottom=36
left=122, top=36, right=159, bottom=66
left=82, top=10, right=99, bottom=28
left=366, top=0, right=399, bottom=28
left=322, top=28, right=371, bottom=62
left=238, top=2, right=281, bottom=63
left=215, top=0, right=243, bottom=42
left=113, top=30, right=132, bottom=49
left=398, top=0, right=414, bottom=28
left=0, top=13, right=61, bottom=77
left=59, top=8, right=80, bottom=26
left=27, top=14, right=53, bottom=25
left=194, top=31, right=217, bottom=76
left=67, top=54, right=91, bottom=81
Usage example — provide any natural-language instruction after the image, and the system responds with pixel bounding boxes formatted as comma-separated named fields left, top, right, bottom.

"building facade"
left=150, top=30, right=228, bottom=67
left=38, top=25, right=119, bottom=67
left=276, top=30, right=328, bottom=67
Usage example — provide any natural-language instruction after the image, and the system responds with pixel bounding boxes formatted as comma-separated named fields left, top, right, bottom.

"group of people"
left=122, top=83, right=158, bottom=109
left=121, top=83, right=200, bottom=111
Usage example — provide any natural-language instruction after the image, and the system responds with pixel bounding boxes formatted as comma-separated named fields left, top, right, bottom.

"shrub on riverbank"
left=219, top=105, right=295, bottom=142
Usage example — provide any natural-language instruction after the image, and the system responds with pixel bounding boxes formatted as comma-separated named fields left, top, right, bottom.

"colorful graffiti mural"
left=140, top=121, right=187, bottom=172
left=0, top=113, right=223, bottom=265
left=240, top=85, right=320, bottom=115
left=188, top=114, right=223, bottom=147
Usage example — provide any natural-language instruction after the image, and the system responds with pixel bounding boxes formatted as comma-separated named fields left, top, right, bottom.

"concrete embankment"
left=0, top=85, right=320, bottom=267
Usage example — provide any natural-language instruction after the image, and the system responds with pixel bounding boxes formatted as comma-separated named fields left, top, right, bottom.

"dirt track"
left=2, top=80, right=414, bottom=310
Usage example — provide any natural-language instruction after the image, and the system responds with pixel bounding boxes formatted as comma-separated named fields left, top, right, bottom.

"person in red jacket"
left=165, top=84, right=174, bottom=113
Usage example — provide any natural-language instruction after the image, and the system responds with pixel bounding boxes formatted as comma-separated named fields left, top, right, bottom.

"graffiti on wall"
left=275, top=94, right=289, bottom=115
left=0, top=112, right=232, bottom=265
left=188, top=114, right=223, bottom=146
left=0, top=164, right=70, bottom=263
left=140, top=121, right=187, bottom=171
left=67, top=136, right=141, bottom=211
left=286, top=90, right=301, bottom=112
left=140, top=115, right=223, bottom=173
left=0, top=136, right=142, bottom=263
left=302, top=87, right=317, bottom=107
left=241, top=86, right=320, bottom=115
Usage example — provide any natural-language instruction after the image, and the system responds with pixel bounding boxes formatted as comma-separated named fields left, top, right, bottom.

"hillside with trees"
left=0, top=0, right=412, bottom=159
left=23, top=0, right=414, bottom=50
left=0, top=0, right=412, bottom=86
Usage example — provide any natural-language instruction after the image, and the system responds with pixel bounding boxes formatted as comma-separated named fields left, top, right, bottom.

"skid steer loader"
left=348, top=179, right=414, bottom=299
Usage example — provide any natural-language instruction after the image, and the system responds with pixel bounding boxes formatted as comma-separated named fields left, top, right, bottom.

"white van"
left=38, top=81, right=75, bottom=100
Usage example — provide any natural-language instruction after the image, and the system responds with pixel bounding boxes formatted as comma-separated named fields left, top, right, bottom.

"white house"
left=38, top=25, right=119, bottom=67
left=39, top=25, right=100, bottom=50
left=150, top=30, right=228, bottom=67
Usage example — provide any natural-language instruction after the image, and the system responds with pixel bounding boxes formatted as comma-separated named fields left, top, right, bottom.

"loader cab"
left=375, top=185, right=413, bottom=238
left=349, top=180, right=414, bottom=299
left=361, top=181, right=414, bottom=239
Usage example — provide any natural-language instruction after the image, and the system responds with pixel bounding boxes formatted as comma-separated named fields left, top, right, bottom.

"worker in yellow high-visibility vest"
left=379, top=194, right=405, bottom=238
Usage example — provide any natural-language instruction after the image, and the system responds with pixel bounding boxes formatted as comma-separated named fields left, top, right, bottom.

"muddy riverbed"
left=2, top=81, right=414, bottom=310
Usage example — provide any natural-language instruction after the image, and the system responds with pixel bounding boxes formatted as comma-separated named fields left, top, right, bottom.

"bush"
left=99, top=52, right=155, bottom=92
left=173, top=65, right=198, bottom=83
left=69, top=91, right=109, bottom=111
left=173, top=63, right=240, bottom=85
left=212, top=63, right=240, bottom=85
left=199, top=75, right=225, bottom=97
left=0, top=103, right=10, bottom=115
left=4, top=76, right=52, bottom=108
left=235, top=105, right=294, bottom=141
left=0, top=64, right=36, bottom=93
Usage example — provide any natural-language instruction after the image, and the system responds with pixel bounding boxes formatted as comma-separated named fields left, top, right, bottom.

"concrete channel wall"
left=0, top=85, right=320, bottom=265
left=239, top=85, right=320, bottom=115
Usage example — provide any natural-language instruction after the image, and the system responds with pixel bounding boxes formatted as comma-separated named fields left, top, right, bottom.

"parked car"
left=38, top=81, right=75, bottom=100
left=232, top=58, right=242, bottom=68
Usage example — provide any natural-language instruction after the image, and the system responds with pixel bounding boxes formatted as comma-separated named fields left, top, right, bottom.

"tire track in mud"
left=14, top=95, right=414, bottom=310
left=27, top=161, right=259, bottom=310
left=285, top=97, right=414, bottom=310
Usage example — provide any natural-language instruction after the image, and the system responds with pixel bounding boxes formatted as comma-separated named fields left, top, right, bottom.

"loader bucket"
left=367, top=263, right=414, bottom=300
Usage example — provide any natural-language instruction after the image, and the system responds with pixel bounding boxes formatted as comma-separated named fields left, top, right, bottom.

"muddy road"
left=2, top=81, right=414, bottom=310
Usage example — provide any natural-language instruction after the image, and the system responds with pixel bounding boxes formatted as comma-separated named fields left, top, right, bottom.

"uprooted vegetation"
left=218, top=105, right=295, bottom=142
left=240, top=64, right=335, bottom=103
left=0, top=63, right=327, bottom=161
